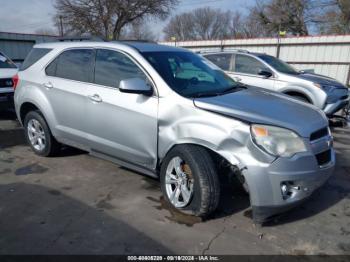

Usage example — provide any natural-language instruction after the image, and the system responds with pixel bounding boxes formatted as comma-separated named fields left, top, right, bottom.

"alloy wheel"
left=27, top=119, right=46, bottom=151
left=165, top=156, right=194, bottom=208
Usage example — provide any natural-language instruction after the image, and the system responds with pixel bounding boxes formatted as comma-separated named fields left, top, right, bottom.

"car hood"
left=293, top=73, right=346, bottom=89
left=0, top=68, right=18, bottom=79
left=193, top=88, right=328, bottom=138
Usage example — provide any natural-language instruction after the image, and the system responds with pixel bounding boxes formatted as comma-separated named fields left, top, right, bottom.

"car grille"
left=0, top=78, right=13, bottom=88
left=310, top=127, right=329, bottom=141
left=316, top=149, right=331, bottom=166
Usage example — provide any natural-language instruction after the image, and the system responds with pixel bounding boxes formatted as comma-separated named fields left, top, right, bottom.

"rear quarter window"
left=20, top=48, right=52, bottom=71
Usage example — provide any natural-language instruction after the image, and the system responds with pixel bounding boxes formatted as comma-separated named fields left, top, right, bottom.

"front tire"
left=160, top=145, right=220, bottom=217
left=24, top=111, right=60, bottom=157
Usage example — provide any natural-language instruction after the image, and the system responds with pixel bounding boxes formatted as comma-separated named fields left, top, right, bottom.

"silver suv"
left=203, top=51, right=349, bottom=117
left=14, top=41, right=335, bottom=223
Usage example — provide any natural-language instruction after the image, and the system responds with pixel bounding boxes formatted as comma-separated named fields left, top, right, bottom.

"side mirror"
left=258, top=69, right=273, bottom=78
left=119, top=78, right=153, bottom=96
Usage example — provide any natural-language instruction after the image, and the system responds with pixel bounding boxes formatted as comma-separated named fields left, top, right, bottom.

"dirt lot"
left=0, top=108, right=350, bottom=255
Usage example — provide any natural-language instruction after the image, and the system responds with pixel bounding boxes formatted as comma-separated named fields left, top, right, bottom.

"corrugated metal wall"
left=0, top=32, right=57, bottom=62
left=161, top=35, right=350, bottom=86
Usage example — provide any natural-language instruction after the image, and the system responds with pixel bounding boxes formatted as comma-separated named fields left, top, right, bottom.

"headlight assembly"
left=251, top=125, right=307, bottom=157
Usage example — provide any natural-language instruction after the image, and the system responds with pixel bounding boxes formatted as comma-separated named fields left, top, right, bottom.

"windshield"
left=0, top=52, right=17, bottom=69
left=141, top=51, right=242, bottom=97
left=258, top=54, right=299, bottom=75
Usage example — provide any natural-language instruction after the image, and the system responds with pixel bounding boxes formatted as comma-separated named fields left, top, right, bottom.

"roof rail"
left=197, top=49, right=250, bottom=54
left=115, top=39, right=158, bottom=44
left=231, top=49, right=250, bottom=53
left=58, top=36, right=106, bottom=42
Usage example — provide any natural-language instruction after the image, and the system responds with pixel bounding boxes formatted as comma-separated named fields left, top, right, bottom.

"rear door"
left=44, top=48, right=95, bottom=147
left=230, top=54, right=275, bottom=90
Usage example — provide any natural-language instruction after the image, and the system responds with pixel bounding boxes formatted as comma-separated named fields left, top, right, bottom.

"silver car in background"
left=203, top=50, right=349, bottom=117
left=14, top=41, right=335, bottom=224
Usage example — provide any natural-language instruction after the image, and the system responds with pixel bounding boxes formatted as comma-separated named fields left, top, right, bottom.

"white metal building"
left=162, top=35, right=350, bottom=86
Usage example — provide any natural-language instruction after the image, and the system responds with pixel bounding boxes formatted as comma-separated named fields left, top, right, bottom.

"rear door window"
left=51, top=49, right=95, bottom=83
left=20, top=48, right=52, bottom=71
left=234, top=54, right=268, bottom=75
left=204, top=54, right=232, bottom=71
left=94, top=49, right=147, bottom=88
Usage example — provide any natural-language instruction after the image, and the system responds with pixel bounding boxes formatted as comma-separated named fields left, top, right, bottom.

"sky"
left=0, top=0, right=254, bottom=38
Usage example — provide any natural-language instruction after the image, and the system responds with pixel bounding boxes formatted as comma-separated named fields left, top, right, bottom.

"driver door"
left=86, top=49, right=158, bottom=170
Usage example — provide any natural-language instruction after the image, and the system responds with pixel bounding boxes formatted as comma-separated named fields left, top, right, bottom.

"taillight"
left=12, top=74, right=19, bottom=90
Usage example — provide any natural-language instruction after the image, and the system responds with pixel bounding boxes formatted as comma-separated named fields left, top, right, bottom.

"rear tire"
left=160, top=145, right=220, bottom=217
left=24, top=111, right=60, bottom=157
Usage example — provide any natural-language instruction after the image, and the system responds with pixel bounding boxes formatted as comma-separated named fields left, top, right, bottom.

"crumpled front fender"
left=157, top=95, right=273, bottom=168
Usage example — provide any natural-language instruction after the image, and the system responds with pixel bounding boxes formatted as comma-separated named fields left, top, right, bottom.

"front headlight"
left=251, top=125, right=307, bottom=157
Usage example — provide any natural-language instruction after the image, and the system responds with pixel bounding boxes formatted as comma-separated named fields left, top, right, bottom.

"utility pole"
left=276, top=24, right=281, bottom=58
left=59, top=16, right=64, bottom=37
left=276, top=25, right=286, bottom=58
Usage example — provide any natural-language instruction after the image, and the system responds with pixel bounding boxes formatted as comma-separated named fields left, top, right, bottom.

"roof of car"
left=201, top=50, right=267, bottom=57
left=121, top=41, right=188, bottom=52
left=35, top=41, right=189, bottom=53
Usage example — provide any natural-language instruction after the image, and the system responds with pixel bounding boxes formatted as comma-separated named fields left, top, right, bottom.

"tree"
left=192, top=7, right=231, bottom=40
left=316, top=0, right=350, bottom=34
left=163, top=12, right=197, bottom=41
left=247, top=0, right=313, bottom=36
left=54, top=0, right=178, bottom=40
left=122, top=20, right=157, bottom=41
left=228, top=11, right=267, bottom=38
left=228, top=12, right=247, bottom=38
left=164, top=7, right=235, bottom=41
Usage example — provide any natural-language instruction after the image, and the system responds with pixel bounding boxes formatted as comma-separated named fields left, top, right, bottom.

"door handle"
left=88, top=94, right=102, bottom=103
left=233, top=77, right=242, bottom=82
left=43, top=82, right=54, bottom=89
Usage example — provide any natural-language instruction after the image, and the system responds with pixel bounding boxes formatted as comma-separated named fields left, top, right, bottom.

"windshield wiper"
left=221, top=85, right=244, bottom=94
left=190, top=85, right=244, bottom=98
left=190, top=92, right=220, bottom=98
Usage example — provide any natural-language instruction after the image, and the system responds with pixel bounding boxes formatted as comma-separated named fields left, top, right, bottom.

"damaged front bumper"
left=324, top=96, right=349, bottom=116
left=240, top=136, right=335, bottom=224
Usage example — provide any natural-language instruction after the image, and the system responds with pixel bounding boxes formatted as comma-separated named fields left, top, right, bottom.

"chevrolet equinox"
left=14, top=41, right=335, bottom=223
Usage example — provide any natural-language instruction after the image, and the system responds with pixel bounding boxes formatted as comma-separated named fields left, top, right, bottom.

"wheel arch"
left=18, top=99, right=57, bottom=135
left=158, top=142, right=249, bottom=195
left=16, top=85, right=58, bottom=135
left=19, top=102, right=40, bottom=124
left=283, top=90, right=313, bottom=104
left=158, top=140, right=241, bottom=170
